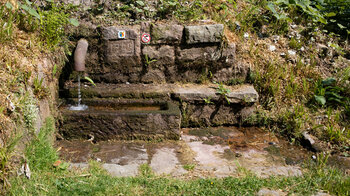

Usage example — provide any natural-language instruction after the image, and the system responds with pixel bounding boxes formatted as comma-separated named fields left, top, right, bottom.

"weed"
left=313, top=77, right=349, bottom=107
left=289, top=37, right=303, bottom=50
left=33, top=77, right=48, bottom=99
left=144, top=54, right=157, bottom=68
left=203, top=97, right=213, bottom=104
left=0, top=133, right=21, bottom=194
left=139, top=163, right=154, bottom=178
left=214, top=81, right=231, bottom=104
left=25, top=117, right=57, bottom=171
left=52, top=64, right=57, bottom=78
left=278, top=104, right=310, bottom=140
left=19, top=92, right=38, bottom=131
left=0, top=3, right=17, bottom=43
left=183, top=164, right=195, bottom=171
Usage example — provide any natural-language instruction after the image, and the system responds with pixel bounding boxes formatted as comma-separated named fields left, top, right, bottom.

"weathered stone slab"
left=65, top=83, right=258, bottom=104
left=151, top=24, right=184, bottom=44
left=172, top=84, right=258, bottom=103
left=184, top=24, right=224, bottom=44
left=150, top=147, right=186, bottom=175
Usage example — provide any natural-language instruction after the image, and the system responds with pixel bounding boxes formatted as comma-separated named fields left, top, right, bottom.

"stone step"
left=62, top=83, right=258, bottom=104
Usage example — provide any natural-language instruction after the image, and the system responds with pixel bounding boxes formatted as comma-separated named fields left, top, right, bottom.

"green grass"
left=7, top=117, right=350, bottom=196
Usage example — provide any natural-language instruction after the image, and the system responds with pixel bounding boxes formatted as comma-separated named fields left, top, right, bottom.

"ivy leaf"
left=315, top=95, right=326, bottom=105
left=136, top=1, right=145, bottom=6
left=337, top=23, right=346, bottom=29
left=135, top=7, right=143, bottom=13
left=69, top=18, right=79, bottom=27
left=326, top=12, right=336, bottom=17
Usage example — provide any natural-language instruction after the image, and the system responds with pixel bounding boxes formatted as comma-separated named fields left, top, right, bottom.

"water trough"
left=59, top=99, right=181, bottom=141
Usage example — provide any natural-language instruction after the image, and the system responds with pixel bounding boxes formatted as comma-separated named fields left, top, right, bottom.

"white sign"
left=118, top=30, right=126, bottom=39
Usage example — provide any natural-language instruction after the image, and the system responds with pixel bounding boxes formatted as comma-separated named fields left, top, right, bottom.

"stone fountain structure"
left=59, top=22, right=258, bottom=141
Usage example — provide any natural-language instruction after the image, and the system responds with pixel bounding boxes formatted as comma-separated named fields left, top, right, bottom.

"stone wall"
left=76, top=23, right=248, bottom=84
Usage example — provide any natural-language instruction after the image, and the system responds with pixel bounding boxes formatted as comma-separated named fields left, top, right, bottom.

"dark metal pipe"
left=74, top=39, right=88, bottom=72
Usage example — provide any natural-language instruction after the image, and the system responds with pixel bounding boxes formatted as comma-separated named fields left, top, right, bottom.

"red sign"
left=141, top=33, right=151, bottom=44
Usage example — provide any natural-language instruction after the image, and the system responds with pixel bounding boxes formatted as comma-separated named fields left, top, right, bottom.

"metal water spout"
left=74, top=39, right=88, bottom=72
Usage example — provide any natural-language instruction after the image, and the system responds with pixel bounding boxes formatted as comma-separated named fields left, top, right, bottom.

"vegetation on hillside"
left=0, top=0, right=349, bottom=194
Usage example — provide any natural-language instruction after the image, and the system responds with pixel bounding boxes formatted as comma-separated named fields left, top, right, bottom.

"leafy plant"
left=203, top=97, right=213, bottom=104
left=183, top=164, right=195, bottom=171
left=20, top=92, right=39, bottom=130
left=52, top=64, right=57, bottom=77
left=214, top=82, right=231, bottom=104
left=33, top=77, right=48, bottom=99
left=144, top=54, right=157, bottom=67
left=313, top=78, right=349, bottom=107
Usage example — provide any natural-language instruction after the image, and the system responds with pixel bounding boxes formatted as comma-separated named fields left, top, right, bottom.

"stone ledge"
left=172, top=84, right=258, bottom=103
left=64, top=83, right=258, bottom=104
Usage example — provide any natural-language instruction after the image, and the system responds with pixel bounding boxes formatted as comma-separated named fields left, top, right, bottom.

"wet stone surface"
left=56, top=127, right=313, bottom=178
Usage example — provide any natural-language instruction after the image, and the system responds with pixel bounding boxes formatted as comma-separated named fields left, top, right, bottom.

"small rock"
left=312, top=155, right=317, bottom=160
left=126, top=82, right=130, bottom=84
left=280, top=52, right=286, bottom=57
left=269, top=45, right=276, bottom=51
left=257, top=188, right=286, bottom=196
left=301, top=132, right=324, bottom=152
left=300, top=46, right=305, bottom=52
left=96, top=158, right=102, bottom=162
left=288, top=50, right=296, bottom=56
left=244, top=32, right=249, bottom=39
left=302, top=132, right=315, bottom=145
left=272, top=35, right=280, bottom=43
left=291, top=24, right=298, bottom=29
left=313, top=191, right=331, bottom=196
left=234, top=21, right=241, bottom=31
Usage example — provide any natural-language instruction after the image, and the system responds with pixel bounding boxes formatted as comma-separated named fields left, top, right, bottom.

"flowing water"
left=69, top=74, right=88, bottom=111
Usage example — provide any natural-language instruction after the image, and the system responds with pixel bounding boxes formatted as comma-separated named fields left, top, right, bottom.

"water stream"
left=69, top=74, right=88, bottom=111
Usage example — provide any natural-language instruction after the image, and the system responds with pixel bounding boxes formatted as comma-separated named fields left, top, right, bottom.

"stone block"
left=142, top=45, right=175, bottom=67
left=141, top=69, right=166, bottom=84
left=185, top=104, right=241, bottom=126
left=221, top=43, right=236, bottom=65
left=103, top=26, right=142, bottom=71
left=184, top=24, right=224, bottom=44
left=151, top=24, right=184, bottom=44
left=102, top=26, right=138, bottom=40
left=176, top=46, right=221, bottom=67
